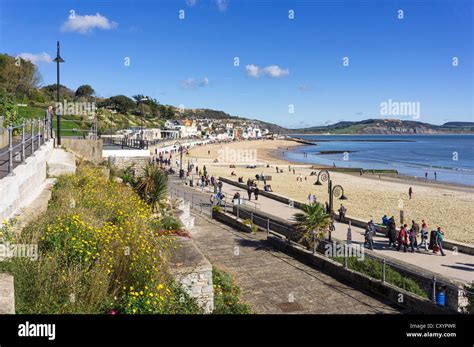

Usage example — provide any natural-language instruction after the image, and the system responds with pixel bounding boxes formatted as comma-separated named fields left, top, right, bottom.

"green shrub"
left=153, top=215, right=182, bottom=231
left=120, top=166, right=138, bottom=187
left=0, top=163, right=200, bottom=314
left=212, top=267, right=252, bottom=314
left=332, top=256, right=428, bottom=299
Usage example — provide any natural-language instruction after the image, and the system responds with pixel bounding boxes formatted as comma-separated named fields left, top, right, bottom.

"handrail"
left=0, top=117, right=52, bottom=177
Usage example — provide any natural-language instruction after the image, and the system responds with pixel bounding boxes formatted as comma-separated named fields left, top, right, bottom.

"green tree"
left=75, top=85, right=95, bottom=99
left=0, top=91, right=24, bottom=130
left=294, top=203, right=331, bottom=249
left=108, top=95, right=136, bottom=114
left=0, top=54, right=41, bottom=100
left=41, top=84, right=75, bottom=102
left=136, top=163, right=168, bottom=211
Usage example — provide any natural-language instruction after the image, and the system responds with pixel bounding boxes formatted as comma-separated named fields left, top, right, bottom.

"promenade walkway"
left=187, top=178, right=473, bottom=284
left=190, top=208, right=401, bottom=313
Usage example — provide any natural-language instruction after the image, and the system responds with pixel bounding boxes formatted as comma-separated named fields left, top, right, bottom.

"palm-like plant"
left=137, top=163, right=168, bottom=211
left=294, top=203, right=331, bottom=249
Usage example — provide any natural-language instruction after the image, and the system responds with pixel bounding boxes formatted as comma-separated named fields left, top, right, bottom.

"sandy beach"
left=187, top=138, right=474, bottom=245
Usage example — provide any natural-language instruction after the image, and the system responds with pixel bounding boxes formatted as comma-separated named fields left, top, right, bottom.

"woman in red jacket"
left=397, top=224, right=408, bottom=253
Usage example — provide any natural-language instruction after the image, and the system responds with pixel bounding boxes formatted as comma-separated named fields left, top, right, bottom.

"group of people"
left=149, top=154, right=172, bottom=167
left=246, top=179, right=260, bottom=201
left=383, top=215, right=446, bottom=256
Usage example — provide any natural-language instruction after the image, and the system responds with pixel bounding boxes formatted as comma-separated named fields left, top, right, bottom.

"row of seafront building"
left=113, top=118, right=271, bottom=142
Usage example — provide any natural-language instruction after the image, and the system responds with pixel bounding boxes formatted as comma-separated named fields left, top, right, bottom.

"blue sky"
left=0, top=0, right=472, bottom=127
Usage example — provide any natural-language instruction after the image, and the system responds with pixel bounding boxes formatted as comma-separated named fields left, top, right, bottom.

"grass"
left=17, top=105, right=86, bottom=137
left=17, top=105, right=44, bottom=119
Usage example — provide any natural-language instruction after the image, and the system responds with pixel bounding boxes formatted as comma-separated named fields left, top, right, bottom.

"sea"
left=284, top=134, right=474, bottom=187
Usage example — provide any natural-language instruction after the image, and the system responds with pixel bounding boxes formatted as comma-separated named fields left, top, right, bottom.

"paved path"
left=184, top=178, right=474, bottom=284
left=190, top=212, right=401, bottom=314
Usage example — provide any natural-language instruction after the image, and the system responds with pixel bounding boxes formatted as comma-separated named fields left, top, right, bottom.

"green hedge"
left=332, top=256, right=428, bottom=299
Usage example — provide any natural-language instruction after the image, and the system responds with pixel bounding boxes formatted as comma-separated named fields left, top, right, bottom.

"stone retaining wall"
left=62, top=138, right=103, bottom=164
left=106, top=156, right=149, bottom=176
left=0, top=274, right=14, bottom=314
left=0, top=140, right=53, bottom=222
left=169, top=236, right=214, bottom=313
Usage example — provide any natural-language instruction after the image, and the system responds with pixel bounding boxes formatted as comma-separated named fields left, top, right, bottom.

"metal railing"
left=222, top=202, right=474, bottom=312
left=168, top=182, right=215, bottom=217
left=103, top=136, right=150, bottom=150
left=184, top=174, right=262, bottom=210
left=167, top=168, right=473, bottom=312
left=0, top=118, right=52, bottom=177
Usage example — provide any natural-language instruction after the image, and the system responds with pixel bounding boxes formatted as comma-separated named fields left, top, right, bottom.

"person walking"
left=411, top=220, right=419, bottom=250
left=425, top=171, right=428, bottom=180
left=435, top=227, right=446, bottom=256
left=408, top=227, right=417, bottom=253
left=247, top=187, right=252, bottom=201
left=434, top=171, right=437, bottom=181
left=346, top=221, right=352, bottom=245
left=365, top=221, right=374, bottom=250
left=397, top=224, right=408, bottom=252
left=387, top=216, right=397, bottom=248
left=338, top=204, right=346, bottom=222
left=419, top=220, right=429, bottom=251
left=45, top=105, right=54, bottom=138
left=254, top=187, right=259, bottom=201
left=408, top=187, right=413, bottom=199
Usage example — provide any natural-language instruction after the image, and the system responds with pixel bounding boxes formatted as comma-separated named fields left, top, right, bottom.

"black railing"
left=103, top=136, right=150, bottom=150
left=0, top=118, right=52, bottom=177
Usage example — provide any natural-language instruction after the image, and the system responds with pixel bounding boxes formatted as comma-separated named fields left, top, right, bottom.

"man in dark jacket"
left=387, top=216, right=397, bottom=248
left=411, top=220, right=419, bottom=250
left=254, top=187, right=259, bottom=200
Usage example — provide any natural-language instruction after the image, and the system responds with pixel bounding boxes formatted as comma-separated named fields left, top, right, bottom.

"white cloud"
left=216, top=0, right=229, bottom=12
left=61, top=13, right=118, bottom=34
left=180, top=77, right=209, bottom=89
left=262, top=65, right=289, bottom=78
left=245, top=64, right=289, bottom=78
left=245, top=64, right=260, bottom=77
left=186, top=0, right=197, bottom=6
left=17, top=52, right=52, bottom=65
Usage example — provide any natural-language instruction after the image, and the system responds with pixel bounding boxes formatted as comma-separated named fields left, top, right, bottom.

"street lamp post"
left=53, top=41, right=65, bottom=146
left=314, top=169, right=347, bottom=212
left=314, top=169, right=329, bottom=186
left=180, top=146, right=184, bottom=176
left=329, top=181, right=347, bottom=212
left=174, top=141, right=184, bottom=178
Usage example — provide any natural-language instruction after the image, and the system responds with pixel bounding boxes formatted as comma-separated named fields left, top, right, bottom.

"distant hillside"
left=290, top=119, right=474, bottom=134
